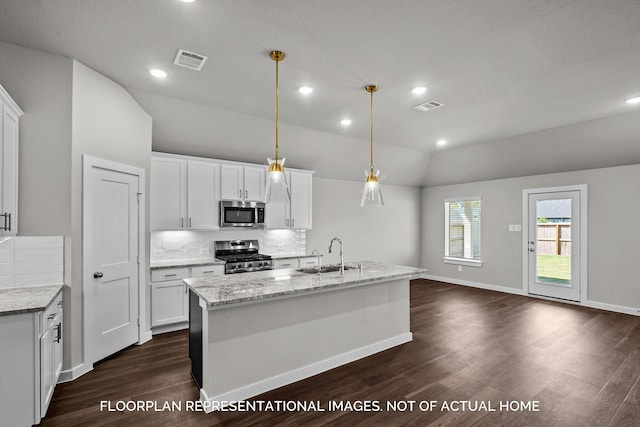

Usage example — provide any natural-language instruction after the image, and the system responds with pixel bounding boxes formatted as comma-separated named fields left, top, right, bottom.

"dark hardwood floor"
left=41, top=279, right=640, bottom=426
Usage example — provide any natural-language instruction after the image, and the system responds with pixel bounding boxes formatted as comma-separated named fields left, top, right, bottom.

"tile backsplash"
left=0, top=236, right=64, bottom=288
left=151, top=229, right=306, bottom=261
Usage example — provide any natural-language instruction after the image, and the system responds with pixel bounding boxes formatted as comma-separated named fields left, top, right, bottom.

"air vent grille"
left=413, top=100, right=444, bottom=112
left=173, top=49, right=208, bottom=71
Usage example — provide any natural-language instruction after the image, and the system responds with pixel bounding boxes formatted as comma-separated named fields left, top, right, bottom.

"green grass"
left=537, top=254, right=571, bottom=284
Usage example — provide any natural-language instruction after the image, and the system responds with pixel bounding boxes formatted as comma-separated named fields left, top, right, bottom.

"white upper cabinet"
left=151, top=154, right=220, bottom=230
left=289, top=171, right=313, bottom=229
left=151, top=156, right=187, bottom=230
left=0, top=83, right=23, bottom=236
left=220, top=164, right=265, bottom=202
left=266, top=170, right=313, bottom=230
left=151, top=152, right=311, bottom=230
left=187, top=160, right=219, bottom=230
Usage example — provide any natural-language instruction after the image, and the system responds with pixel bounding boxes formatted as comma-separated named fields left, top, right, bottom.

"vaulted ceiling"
left=1, top=0, right=639, bottom=186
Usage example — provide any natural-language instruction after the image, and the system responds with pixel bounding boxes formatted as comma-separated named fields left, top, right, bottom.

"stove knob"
left=247, top=262, right=253, bottom=268
left=257, top=262, right=263, bottom=267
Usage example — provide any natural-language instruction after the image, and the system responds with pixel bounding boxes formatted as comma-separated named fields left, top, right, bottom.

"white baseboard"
left=139, top=329, right=153, bottom=344
left=58, top=362, right=93, bottom=383
left=151, top=322, right=188, bottom=336
left=584, top=300, right=640, bottom=316
left=421, top=274, right=527, bottom=296
left=200, top=332, right=413, bottom=412
left=420, top=274, right=639, bottom=317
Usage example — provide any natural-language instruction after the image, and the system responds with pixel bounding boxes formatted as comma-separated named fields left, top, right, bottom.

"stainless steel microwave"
left=220, top=200, right=265, bottom=227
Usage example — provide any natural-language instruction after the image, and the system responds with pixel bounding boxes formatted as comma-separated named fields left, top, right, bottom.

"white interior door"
left=84, top=157, right=141, bottom=363
left=526, top=190, right=582, bottom=301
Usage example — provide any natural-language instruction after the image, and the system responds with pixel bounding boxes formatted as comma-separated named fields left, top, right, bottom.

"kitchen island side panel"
left=201, top=278, right=410, bottom=402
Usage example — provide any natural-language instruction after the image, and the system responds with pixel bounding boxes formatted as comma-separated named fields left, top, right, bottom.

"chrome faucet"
left=311, top=249, right=321, bottom=273
left=328, top=237, right=344, bottom=274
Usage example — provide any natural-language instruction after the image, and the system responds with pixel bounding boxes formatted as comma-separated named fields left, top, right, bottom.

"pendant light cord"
left=275, top=56, right=279, bottom=162
left=369, top=89, right=374, bottom=175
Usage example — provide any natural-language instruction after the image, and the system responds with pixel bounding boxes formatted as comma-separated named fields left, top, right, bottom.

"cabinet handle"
left=0, top=213, right=10, bottom=231
left=202, top=270, right=215, bottom=274
left=285, top=219, right=289, bottom=227
left=291, top=218, right=295, bottom=227
left=238, top=189, right=242, bottom=198
left=282, top=263, right=291, bottom=267
left=184, top=285, right=188, bottom=294
left=164, top=273, right=177, bottom=277
left=55, top=323, right=62, bottom=343
left=180, top=217, right=184, bottom=227
left=188, top=218, right=192, bottom=228
left=245, top=190, right=248, bottom=199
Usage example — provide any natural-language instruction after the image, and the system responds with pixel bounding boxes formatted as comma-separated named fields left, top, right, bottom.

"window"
left=444, top=198, right=482, bottom=267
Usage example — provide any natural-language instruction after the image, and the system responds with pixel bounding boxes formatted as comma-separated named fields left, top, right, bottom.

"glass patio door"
left=527, top=190, right=581, bottom=301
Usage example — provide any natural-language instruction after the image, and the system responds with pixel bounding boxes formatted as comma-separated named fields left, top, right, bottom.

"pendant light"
left=361, top=85, right=384, bottom=207
left=264, top=50, right=291, bottom=203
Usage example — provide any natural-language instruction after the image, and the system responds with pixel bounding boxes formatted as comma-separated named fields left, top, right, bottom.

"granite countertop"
left=0, top=284, right=64, bottom=316
left=150, top=258, right=225, bottom=269
left=150, top=254, right=321, bottom=269
left=185, top=261, right=427, bottom=309
left=269, top=253, right=323, bottom=260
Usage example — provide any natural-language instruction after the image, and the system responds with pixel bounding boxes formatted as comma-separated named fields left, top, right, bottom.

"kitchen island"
left=184, top=261, right=426, bottom=409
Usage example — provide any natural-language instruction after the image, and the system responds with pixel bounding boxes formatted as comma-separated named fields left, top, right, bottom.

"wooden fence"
left=537, top=223, right=571, bottom=255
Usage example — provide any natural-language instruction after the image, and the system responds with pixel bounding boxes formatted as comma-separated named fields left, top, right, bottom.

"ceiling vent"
left=413, top=100, right=444, bottom=112
left=173, top=49, right=208, bottom=71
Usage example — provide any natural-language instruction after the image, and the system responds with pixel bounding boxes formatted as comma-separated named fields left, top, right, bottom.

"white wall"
left=421, top=164, right=640, bottom=311
left=71, top=61, right=152, bottom=369
left=307, top=177, right=422, bottom=267
left=0, top=43, right=153, bottom=373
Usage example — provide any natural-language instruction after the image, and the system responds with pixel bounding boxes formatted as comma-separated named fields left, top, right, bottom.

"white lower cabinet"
left=151, top=265, right=224, bottom=334
left=298, top=256, right=319, bottom=269
left=0, top=290, right=63, bottom=426
left=273, top=258, right=298, bottom=269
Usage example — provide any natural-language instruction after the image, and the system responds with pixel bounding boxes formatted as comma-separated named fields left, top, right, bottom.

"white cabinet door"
left=187, top=160, right=219, bottom=230
left=40, top=323, right=54, bottom=417
left=151, top=157, right=187, bottom=229
left=220, top=164, right=243, bottom=200
left=151, top=281, right=189, bottom=326
left=243, top=165, right=266, bottom=202
left=265, top=201, right=289, bottom=229
left=290, top=171, right=312, bottom=229
left=0, top=90, right=21, bottom=236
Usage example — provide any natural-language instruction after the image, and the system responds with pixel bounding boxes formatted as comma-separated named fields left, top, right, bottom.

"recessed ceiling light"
left=149, top=69, right=167, bottom=78
left=180, top=0, right=196, bottom=3
left=412, top=86, right=427, bottom=95
left=436, top=139, right=447, bottom=147
left=298, top=86, right=313, bottom=95
left=340, top=119, right=352, bottom=126
left=625, top=96, right=640, bottom=105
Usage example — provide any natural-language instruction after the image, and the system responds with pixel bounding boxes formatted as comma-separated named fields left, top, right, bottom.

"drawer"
left=273, top=259, right=297, bottom=269
left=190, top=265, right=224, bottom=278
left=41, top=291, right=63, bottom=335
left=298, top=257, right=319, bottom=268
left=151, top=267, right=189, bottom=282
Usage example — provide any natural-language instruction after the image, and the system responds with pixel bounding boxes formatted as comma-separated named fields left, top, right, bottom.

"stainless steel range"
left=214, top=240, right=274, bottom=274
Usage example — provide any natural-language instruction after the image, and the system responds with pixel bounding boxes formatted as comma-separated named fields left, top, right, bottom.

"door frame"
left=82, top=155, right=148, bottom=367
left=522, top=184, right=588, bottom=303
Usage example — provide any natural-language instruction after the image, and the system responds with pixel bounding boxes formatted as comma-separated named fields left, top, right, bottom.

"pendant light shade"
left=361, top=85, right=384, bottom=207
left=264, top=50, right=291, bottom=203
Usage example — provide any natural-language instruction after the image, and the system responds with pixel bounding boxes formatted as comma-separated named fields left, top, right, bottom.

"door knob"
left=93, top=272, right=104, bottom=278
left=529, top=248, right=535, bottom=252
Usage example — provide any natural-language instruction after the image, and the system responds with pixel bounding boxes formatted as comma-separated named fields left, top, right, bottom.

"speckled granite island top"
left=0, top=284, right=64, bottom=316
left=184, top=261, right=426, bottom=309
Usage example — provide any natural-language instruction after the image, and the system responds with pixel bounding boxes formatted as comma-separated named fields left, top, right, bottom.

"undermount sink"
left=296, top=264, right=355, bottom=274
